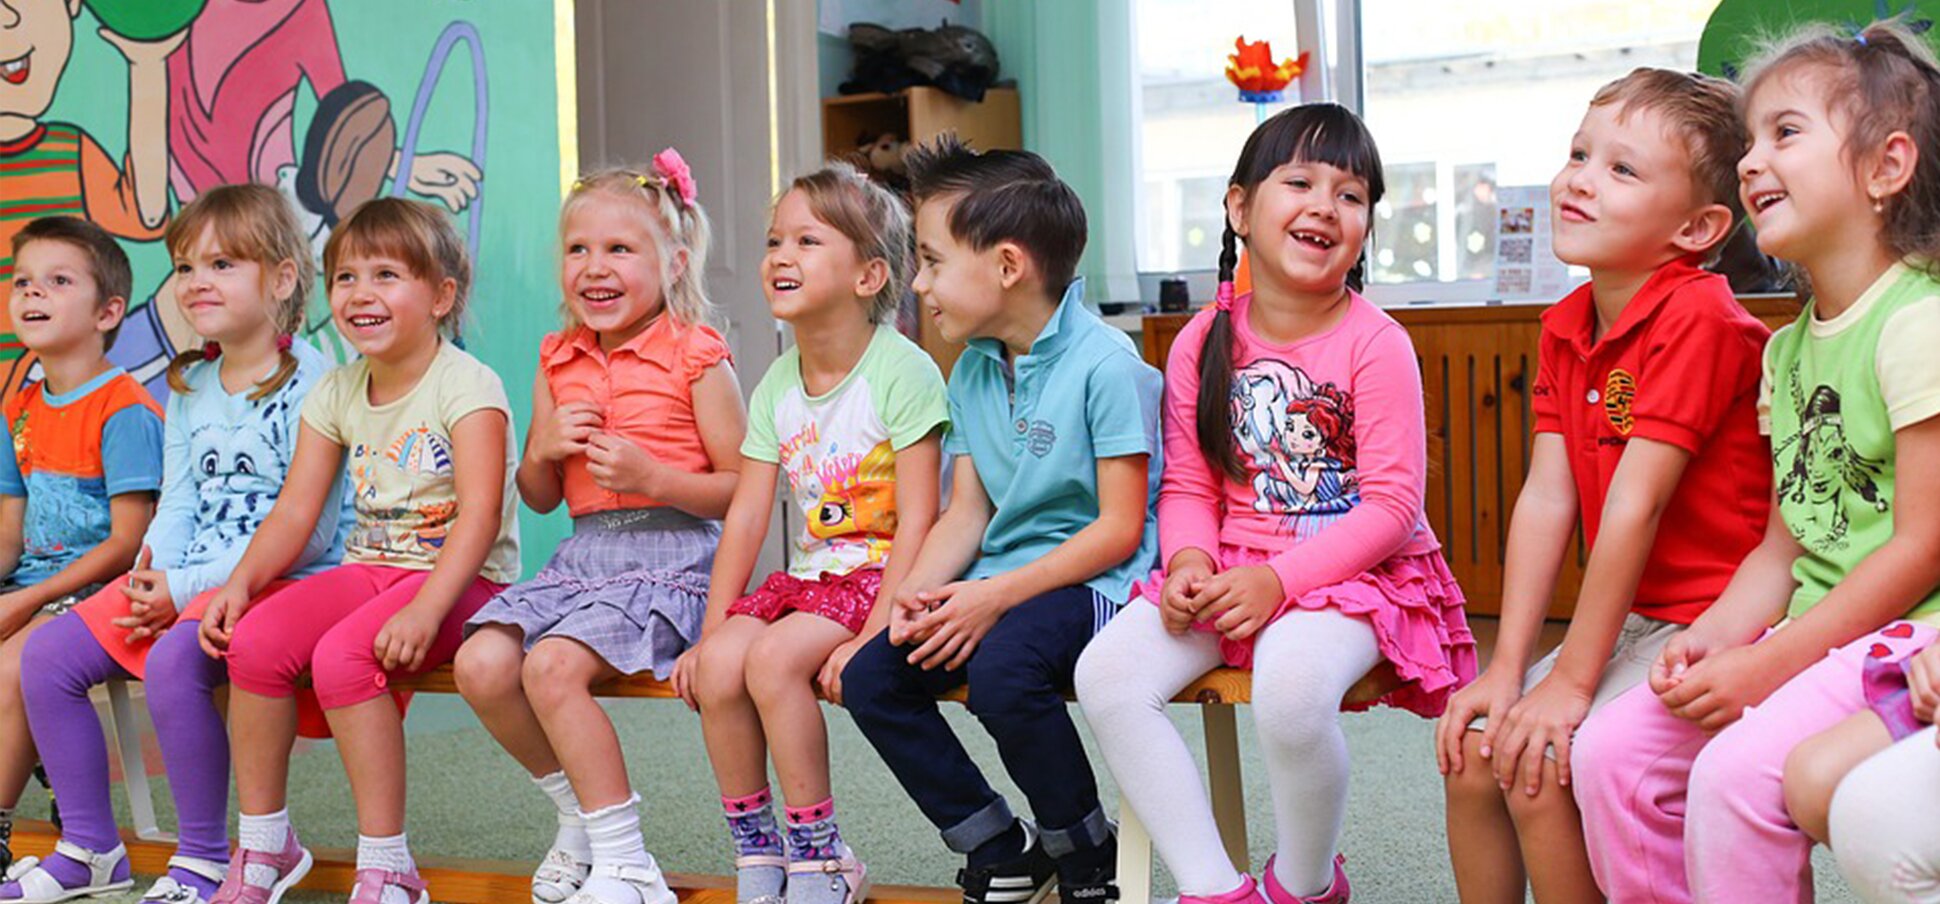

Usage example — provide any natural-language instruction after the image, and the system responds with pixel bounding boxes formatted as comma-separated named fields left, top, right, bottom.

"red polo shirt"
left=1531, top=260, right=1772, bottom=624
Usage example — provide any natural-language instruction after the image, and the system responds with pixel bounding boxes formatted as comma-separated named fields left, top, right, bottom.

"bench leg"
left=1203, top=703, right=1248, bottom=874
left=103, top=680, right=170, bottom=842
left=1115, top=798, right=1154, bottom=904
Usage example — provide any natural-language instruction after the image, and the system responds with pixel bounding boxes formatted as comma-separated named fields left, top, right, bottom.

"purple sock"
left=9, top=615, right=134, bottom=895
left=146, top=623, right=230, bottom=896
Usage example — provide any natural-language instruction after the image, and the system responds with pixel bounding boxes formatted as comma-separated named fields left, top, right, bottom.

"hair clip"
left=652, top=148, right=698, bottom=207
left=276, top=333, right=294, bottom=352
left=571, top=178, right=587, bottom=192
left=201, top=341, right=221, bottom=361
left=634, top=174, right=652, bottom=188
left=1214, top=281, right=1236, bottom=312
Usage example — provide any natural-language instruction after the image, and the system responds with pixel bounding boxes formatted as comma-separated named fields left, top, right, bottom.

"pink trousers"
left=226, top=563, right=504, bottom=710
left=1572, top=621, right=1935, bottom=904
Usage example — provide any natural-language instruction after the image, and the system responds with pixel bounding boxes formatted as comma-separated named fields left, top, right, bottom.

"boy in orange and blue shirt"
left=0, top=216, right=163, bottom=868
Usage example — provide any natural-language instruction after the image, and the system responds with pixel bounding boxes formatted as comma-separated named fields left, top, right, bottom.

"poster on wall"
left=3, top=0, right=573, bottom=410
left=1491, top=186, right=1571, bottom=301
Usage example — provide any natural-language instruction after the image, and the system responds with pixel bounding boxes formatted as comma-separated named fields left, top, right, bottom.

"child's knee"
left=308, top=628, right=382, bottom=707
left=1781, top=736, right=1847, bottom=841
left=836, top=636, right=901, bottom=715
left=1444, top=733, right=1505, bottom=805
left=963, top=642, right=1051, bottom=719
left=1072, top=642, right=1144, bottom=718
left=521, top=640, right=600, bottom=707
left=693, top=632, right=753, bottom=709
left=453, top=630, right=525, bottom=704
left=1502, top=765, right=1575, bottom=824
left=1688, top=727, right=1778, bottom=815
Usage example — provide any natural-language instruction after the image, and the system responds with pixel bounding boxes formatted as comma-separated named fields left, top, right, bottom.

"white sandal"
left=563, top=861, right=676, bottom=904
left=532, top=847, right=591, bottom=904
left=735, top=852, right=786, bottom=904
left=139, top=855, right=228, bottom=904
left=785, top=855, right=869, bottom=904
left=2, top=841, right=133, bottom=903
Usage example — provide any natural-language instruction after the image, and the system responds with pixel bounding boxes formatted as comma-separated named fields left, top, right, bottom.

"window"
left=1130, top=0, right=1724, bottom=304
left=1358, top=0, right=1722, bottom=302
left=1134, top=0, right=1302, bottom=276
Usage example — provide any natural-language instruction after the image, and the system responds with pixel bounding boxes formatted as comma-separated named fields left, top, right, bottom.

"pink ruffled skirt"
left=1133, top=542, right=1475, bottom=717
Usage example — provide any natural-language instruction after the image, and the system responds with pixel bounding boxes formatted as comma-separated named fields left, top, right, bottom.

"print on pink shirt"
left=1231, top=359, right=1360, bottom=532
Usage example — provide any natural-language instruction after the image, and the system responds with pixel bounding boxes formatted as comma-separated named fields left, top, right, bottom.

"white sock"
left=237, top=810, right=293, bottom=889
left=581, top=795, right=661, bottom=904
left=356, top=833, right=418, bottom=904
left=535, top=771, right=592, bottom=861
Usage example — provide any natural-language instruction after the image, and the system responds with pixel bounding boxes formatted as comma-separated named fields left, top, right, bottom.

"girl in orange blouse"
left=453, top=152, right=747, bottom=904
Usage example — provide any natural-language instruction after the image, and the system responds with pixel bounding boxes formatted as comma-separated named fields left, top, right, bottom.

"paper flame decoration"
left=1225, top=36, right=1307, bottom=102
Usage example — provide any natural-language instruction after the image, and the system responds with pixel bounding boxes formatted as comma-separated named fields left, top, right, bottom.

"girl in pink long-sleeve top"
left=1075, top=103, right=1473, bottom=904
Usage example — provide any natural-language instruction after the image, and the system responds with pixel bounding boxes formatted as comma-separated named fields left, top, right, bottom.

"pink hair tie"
left=652, top=147, right=698, bottom=207
left=201, top=341, right=221, bottom=361
left=1214, top=282, right=1236, bottom=313
left=276, top=334, right=294, bottom=352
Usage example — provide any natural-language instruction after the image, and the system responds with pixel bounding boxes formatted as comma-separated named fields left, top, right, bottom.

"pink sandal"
left=1179, top=873, right=1267, bottom=904
left=1260, top=855, right=1348, bottom=904
left=209, top=830, right=312, bottom=904
left=347, top=868, right=427, bottom=904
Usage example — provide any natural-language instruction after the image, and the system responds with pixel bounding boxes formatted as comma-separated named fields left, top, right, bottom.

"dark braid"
left=1196, top=223, right=1246, bottom=482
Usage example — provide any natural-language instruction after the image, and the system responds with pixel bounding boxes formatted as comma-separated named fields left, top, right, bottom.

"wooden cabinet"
left=1142, top=297, right=1802, bottom=619
left=822, top=87, right=1022, bottom=378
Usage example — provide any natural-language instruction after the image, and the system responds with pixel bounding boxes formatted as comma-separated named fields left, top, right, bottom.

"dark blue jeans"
left=842, top=584, right=1115, bottom=859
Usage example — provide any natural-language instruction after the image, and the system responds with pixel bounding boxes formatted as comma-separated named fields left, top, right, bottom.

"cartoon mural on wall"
left=4, top=0, right=555, bottom=406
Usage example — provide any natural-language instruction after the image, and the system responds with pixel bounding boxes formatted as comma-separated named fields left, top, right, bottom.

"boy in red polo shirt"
left=1435, top=69, right=1772, bottom=904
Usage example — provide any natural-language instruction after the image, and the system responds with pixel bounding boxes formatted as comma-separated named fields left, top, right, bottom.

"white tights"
left=1075, top=604, right=1381, bottom=898
left=1830, top=725, right=1940, bottom=903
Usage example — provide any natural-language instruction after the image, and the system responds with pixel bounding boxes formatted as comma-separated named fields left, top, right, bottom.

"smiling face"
left=911, top=194, right=1009, bottom=343
left=762, top=188, right=874, bottom=326
left=1550, top=102, right=1709, bottom=270
left=560, top=192, right=671, bottom=349
left=8, top=237, right=116, bottom=356
left=328, top=253, right=453, bottom=363
left=0, top=0, right=78, bottom=131
left=1229, top=159, right=1371, bottom=298
left=171, top=224, right=290, bottom=346
left=1739, top=66, right=1878, bottom=268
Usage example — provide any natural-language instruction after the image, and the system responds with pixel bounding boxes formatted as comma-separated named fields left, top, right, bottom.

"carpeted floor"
left=14, top=689, right=1859, bottom=903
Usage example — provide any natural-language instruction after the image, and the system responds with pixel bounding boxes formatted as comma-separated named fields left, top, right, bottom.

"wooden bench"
left=19, top=665, right=1398, bottom=904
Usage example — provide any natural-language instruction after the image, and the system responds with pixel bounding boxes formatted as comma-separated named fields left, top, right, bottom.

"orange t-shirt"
left=542, top=318, right=733, bottom=516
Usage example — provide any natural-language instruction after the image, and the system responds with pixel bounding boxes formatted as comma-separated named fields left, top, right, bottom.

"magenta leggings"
left=225, top=563, right=504, bottom=710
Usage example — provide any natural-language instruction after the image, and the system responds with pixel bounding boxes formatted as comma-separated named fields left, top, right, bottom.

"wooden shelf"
left=823, top=87, right=1022, bottom=378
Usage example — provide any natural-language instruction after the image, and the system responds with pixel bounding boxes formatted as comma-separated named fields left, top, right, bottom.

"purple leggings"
left=20, top=613, right=229, bottom=864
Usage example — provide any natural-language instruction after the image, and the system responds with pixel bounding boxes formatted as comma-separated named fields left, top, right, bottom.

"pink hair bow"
left=653, top=148, right=698, bottom=207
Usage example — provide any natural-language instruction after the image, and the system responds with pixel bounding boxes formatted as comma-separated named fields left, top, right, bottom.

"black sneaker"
left=1055, top=836, right=1118, bottom=904
left=0, top=812, right=12, bottom=874
left=957, top=824, right=1057, bottom=904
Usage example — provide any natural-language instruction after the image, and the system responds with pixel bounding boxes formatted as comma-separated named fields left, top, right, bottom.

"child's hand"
left=1435, top=666, right=1522, bottom=777
left=585, top=433, right=662, bottom=496
left=114, top=547, right=176, bottom=643
left=904, top=579, right=1014, bottom=671
left=1190, top=565, right=1285, bottom=642
left=1160, top=552, right=1216, bottom=635
left=1906, top=642, right=1940, bottom=725
left=888, top=583, right=933, bottom=646
left=672, top=643, right=704, bottom=711
left=1658, top=643, right=1780, bottom=731
left=1491, top=675, right=1593, bottom=796
left=198, top=583, right=253, bottom=658
left=374, top=603, right=441, bottom=672
left=818, top=634, right=872, bottom=706
left=1649, top=627, right=1722, bottom=696
left=536, top=401, right=602, bottom=464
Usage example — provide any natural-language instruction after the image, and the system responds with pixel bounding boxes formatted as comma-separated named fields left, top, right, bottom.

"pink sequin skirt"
left=1133, top=543, right=1475, bottom=717
left=728, top=568, right=884, bottom=635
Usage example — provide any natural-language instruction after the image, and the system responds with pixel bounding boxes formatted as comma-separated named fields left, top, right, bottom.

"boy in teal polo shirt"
left=843, top=136, right=1162, bottom=904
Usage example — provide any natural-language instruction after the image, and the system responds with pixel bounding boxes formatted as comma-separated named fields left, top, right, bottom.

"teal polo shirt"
left=944, top=278, right=1163, bottom=603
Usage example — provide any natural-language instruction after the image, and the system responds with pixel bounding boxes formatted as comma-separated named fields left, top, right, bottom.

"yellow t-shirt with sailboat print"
left=301, top=341, right=521, bottom=583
